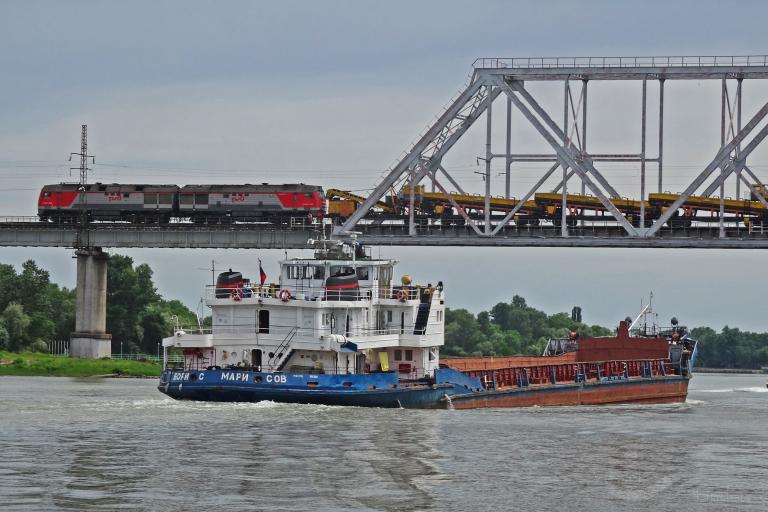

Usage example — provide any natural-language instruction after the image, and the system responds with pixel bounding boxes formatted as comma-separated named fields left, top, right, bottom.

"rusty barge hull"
left=446, top=375, right=689, bottom=409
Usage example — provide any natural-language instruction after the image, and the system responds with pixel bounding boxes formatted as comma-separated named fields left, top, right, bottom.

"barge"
left=158, top=236, right=697, bottom=409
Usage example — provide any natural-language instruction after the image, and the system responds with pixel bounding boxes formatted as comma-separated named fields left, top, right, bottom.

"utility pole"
left=69, top=125, right=95, bottom=249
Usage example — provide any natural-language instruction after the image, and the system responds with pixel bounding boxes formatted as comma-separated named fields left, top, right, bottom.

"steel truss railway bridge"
left=5, top=55, right=768, bottom=357
left=5, top=55, right=768, bottom=250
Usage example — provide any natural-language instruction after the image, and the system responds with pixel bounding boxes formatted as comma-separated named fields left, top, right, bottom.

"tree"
left=1, top=303, right=31, bottom=352
left=444, top=297, right=611, bottom=358
left=571, top=306, right=582, bottom=323
left=107, top=255, right=159, bottom=352
left=139, top=308, right=169, bottom=354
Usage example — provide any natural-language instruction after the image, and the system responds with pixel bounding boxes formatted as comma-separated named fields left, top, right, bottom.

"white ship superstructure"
left=164, top=242, right=445, bottom=380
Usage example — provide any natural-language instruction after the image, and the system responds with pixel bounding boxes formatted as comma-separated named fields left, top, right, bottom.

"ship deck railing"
left=206, top=283, right=441, bottom=303
left=458, top=358, right=686, bottom=390
left=174, top=322, right=426, bottom=339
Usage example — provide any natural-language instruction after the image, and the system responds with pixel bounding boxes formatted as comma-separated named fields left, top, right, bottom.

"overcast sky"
left=2, top=0, right=768, bottom=331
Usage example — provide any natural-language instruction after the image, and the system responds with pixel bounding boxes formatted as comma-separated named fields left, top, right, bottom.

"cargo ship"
left=158, top=234, right=697, bottom=409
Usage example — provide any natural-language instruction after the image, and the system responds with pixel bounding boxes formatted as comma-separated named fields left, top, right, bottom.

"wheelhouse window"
left=330, top=265, right=355, bottom=277
left=180, top=194, right=193, bottom=205
left=394, top=349, right=402, bottom=361
left=405, top=349, right=413, bottom=361
left=143, top=193, right=157, bottom=205
left=356, top=267, right=370, bottom=280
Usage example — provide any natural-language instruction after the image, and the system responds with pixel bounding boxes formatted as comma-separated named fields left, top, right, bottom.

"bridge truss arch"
left=337, top=55, right=768, bottom=244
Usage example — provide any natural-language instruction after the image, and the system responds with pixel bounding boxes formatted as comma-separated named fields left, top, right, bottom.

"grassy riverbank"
left=0, top=351, right=162, bottom=378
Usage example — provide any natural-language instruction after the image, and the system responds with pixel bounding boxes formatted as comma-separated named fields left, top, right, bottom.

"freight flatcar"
left=38, top=183, right=326, bottom=223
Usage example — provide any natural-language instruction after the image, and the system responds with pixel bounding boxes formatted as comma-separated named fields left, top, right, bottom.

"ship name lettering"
left=220, top=372, right=249, bottom=382
left=266, top=374, right=287, bottom=384
left=172, top=372, right=190, bottom=381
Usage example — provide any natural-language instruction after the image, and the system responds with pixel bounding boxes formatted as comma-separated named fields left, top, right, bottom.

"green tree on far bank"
left=443, top=295, right=613, bottom=357
left=691, top=326, right=768, bottom=369
left=0, top=255, right=199, bottom=355
left=106, top=255, right=200, bottom=354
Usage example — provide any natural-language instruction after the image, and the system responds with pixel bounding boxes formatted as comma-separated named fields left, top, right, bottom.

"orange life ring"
left=279, top=289, right=291, bottom=302
left=396, top=289, right=408, bottom=302
left=230, top=289, right=242, bottom=301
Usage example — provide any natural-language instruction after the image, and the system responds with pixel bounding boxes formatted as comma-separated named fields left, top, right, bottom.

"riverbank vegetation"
left=0, top=255, right=201, bottom=355
left=0, top=258, right=766, bottom=370
left=443, top=296, right=612, bottom=357
left=444, top=296, right=768, bottom=369
left=0, top=351, right=161, bottom=377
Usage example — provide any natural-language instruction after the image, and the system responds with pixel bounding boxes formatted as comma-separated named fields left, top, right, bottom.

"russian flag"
left=259, top=259, right=267, bottom=285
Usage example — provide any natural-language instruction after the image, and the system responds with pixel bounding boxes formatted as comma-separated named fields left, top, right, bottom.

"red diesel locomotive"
left=37, top=183, right=325, bottom=223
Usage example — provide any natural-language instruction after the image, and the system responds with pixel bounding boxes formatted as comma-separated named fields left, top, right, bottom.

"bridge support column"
left=70, top=248, right=111, bottom=358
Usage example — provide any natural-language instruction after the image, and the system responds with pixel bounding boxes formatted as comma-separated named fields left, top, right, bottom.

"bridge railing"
left=473, top=55, right=768, bottom=70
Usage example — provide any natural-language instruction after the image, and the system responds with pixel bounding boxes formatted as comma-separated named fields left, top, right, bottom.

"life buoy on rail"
left=230, top=288, right=243, bottom=301
left=396, top=289, right=408, bottom=302
left=279, top=289, right=292, bottom=302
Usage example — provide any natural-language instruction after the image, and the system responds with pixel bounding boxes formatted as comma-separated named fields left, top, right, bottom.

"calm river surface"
left=0, top=374, right=766, bottom=511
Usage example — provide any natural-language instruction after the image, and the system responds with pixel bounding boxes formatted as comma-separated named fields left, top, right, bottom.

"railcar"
left=38, top=183, right=179, bottom=222
left=38, top=183, right=326, bottom=224
left=178, top=184, right=325, bottom=223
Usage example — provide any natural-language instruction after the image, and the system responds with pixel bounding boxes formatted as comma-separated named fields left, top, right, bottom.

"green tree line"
left=0, top=255, right=200, bottom=354
left=445, top=295, right=768, bottom=369
left=1, top=258, right=767, bottom=369
left=443, top=295, right=612, bottom=357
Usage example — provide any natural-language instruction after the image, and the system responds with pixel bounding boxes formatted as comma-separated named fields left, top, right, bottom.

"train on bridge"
left=328, top=185, right=768, bottom=228
left=38, top=183, right=325, bottom=223
left=37, top=182, right=768, bottom=228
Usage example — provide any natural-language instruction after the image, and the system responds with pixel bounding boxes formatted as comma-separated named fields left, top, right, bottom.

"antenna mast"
left=69, top=125, right=95, bottom=248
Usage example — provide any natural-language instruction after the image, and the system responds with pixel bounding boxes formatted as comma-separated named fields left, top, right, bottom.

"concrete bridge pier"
left=70, top=248, right=111, bottom=358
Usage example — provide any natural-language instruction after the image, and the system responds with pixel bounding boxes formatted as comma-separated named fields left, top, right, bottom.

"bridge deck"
left=2, top=222, right=768, bottom=249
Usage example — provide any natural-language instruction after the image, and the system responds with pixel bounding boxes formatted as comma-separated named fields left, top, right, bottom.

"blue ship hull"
left=158, top=367, right=688, bottom=409
left=158, top=369, right=465, bottom=409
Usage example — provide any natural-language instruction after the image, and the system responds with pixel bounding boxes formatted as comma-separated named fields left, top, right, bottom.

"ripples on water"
left=0, top=374, right=766, bottom=511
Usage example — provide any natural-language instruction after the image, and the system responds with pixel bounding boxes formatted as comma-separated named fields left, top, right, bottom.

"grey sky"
left=1, top=0, right=768, bottom=331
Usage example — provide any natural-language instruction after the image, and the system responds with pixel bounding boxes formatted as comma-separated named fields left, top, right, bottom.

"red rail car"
left=37, top=183, right=325, bottom=223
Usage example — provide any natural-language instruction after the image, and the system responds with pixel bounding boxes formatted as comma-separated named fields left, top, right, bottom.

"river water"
left=0, top=374, right=766, bottom=511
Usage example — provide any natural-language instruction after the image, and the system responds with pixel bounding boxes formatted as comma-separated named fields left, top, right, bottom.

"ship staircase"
left=269, top=327, right=297, bottom=370
left=413, top=300, right=431, bottom=335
